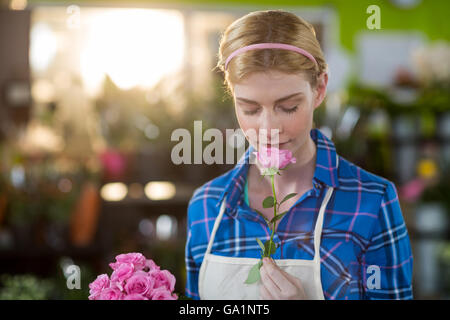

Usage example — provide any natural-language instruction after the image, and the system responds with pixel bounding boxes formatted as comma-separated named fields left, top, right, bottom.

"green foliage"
left=262, top=196, right=275, bottom=208
left=244, top=260, right=263, bottom=285
left=256, top=238, right=265, bottom=254
left=270, top=211, right=288, bottom=224
left=264, top=240, right=277, bottom=257
left=0, top=274, right=54, bottom=300
left=279, top=193, right=297, bottom=205
left=347, top=81, right=450, bottom=118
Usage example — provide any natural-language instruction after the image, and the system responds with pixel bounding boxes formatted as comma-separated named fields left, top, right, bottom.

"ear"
left=313, top=72, right=328, bottom=109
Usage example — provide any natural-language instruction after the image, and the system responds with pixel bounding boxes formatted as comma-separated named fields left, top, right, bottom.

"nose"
left=259, top=111, right=283, bottom=144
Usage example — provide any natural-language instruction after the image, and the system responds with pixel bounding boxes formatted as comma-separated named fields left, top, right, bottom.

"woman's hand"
left=259, top=257, right=307, bottom=300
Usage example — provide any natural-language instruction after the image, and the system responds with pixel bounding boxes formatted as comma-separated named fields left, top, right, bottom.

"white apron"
left=198, top=156, right=338, bottom=300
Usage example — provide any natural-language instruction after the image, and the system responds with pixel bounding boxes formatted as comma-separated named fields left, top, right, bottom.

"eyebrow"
left=236, top=92, right=304, bottom=106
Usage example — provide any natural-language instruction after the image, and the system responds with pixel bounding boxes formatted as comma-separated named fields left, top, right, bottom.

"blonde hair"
left=215, top=10, right=328, bottom=96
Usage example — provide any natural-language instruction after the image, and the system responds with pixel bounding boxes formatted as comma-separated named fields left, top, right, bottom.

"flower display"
left=88, top=252, right=178, bottom=300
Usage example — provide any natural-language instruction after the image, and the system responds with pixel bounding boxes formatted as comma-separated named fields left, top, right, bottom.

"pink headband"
left=224, top=42, right=318, bottom=70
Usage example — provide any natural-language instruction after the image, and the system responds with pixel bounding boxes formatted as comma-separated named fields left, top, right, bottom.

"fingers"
left=261, top=258, right=291, bottom=289
left=259, top=282, right=274, bottom=300
left=260, top=261, right=282, bottom=299
left=260, top=257, right=304, bottom=300
left=279, top=269, right=307, bottom=298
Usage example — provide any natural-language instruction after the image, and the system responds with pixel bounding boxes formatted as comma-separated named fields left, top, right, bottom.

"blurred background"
left=0, top=0, right=449, bottom=300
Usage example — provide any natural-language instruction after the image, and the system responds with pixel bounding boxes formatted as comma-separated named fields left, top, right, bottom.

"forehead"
left=233, top=70, right=311, bottom=98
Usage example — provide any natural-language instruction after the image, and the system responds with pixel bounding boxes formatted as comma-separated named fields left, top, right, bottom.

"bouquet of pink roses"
left=88, top=252, right=178, bottom=300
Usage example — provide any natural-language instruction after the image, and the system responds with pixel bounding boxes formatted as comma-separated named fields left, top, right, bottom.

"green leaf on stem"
left=270, top=211, right=288, bottom=224
left=262, top=196, right=275, bottom=208
left=256, top=237, right=265, bottom=253
left=279, top=193, right=297, bottom=205
left=244, top=260, right=263, bottom=284
left=264, top=240, right=277, bottom=257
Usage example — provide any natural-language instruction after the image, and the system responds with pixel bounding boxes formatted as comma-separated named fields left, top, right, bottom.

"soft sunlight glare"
left=80, top=9, right=185, bottom=93
left=156, top=215, right=177, bottom=240
left=30, top=23, right=57, bottom=73
left=100, top=182, right=128, bottom=201
left=144, top=181, right=176, bottom=200
left=9, top=0, right=27, bottom=10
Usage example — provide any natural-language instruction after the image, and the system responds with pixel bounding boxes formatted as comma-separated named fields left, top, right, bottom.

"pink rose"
left=145, top=259, right=160, bottom=271
left=149, top=269, right=176, bottom=292
left=123, top=293, right=149, bottom=300
left=253, top=147, right=296, bottom=170
left=114, top=253, right=146, bottom=270
left=98, top=287, right=123, bottom=300
left=109, top=261, right=120, bottom=271
left=150, top=287, right=177, bottom=300
left=124, top=271, right=154, bottom=296
left=109, top=279, right=124, bottom=292
left=110, top=262, right=134, bottom=284
left=88, top=274, right=110, bottom=300
left=88, top=293, right=100, bottom=300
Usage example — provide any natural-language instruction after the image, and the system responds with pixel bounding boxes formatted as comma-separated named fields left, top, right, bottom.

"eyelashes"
left=243, top=105, right=299, bottom=116
left=284, top=105, right=298, bottom=114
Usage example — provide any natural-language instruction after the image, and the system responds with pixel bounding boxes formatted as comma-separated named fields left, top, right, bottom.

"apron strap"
left=204, top=194, right=228, bottom=257
left=313, top=186, right=334, bottom=262
left=313, top=154, right=339, bottom=262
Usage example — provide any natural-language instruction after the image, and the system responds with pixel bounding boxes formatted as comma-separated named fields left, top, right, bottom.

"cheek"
left=284, top=108, right=312, bottom=134
left=236, top=116, right=258, bottom=144
left=235, top=109, right=249, bottom=130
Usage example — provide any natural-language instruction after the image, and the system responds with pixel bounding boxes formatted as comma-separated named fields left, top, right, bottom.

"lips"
left=263, top=140, right=291, bottom=148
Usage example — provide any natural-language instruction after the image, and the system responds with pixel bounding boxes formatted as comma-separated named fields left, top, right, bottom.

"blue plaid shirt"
left=185, top=128, right=413, bottom=300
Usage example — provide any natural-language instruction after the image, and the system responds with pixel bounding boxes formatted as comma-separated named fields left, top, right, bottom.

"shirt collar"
left=310, top=127, right=340, bottom=189
left=215, top=128, right=340, bottom=216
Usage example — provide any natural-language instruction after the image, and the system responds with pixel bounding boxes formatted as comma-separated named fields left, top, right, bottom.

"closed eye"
left=243, top=108, right=260, bottom=115
left=283, top=105, right=298, bottom=114
left=243, top=105, right=299, bottom=116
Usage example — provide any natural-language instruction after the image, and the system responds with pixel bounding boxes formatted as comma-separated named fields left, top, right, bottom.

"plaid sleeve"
left=361, top=181, right=414, bottom=300
left=184, top=199, right=201, bottom=300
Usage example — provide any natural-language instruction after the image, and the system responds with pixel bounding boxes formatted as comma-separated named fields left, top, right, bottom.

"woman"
left=185, top=10, right=413, bottom=300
